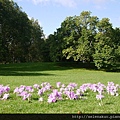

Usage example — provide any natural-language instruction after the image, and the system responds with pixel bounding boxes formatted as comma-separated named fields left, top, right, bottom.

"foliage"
left=0, top=0, right=120, bottom=69
left=47, top=11, right=120, bottom=69
left=93, top=18, right=115, bottom=69
left=0, top=0, right=45, bottom=63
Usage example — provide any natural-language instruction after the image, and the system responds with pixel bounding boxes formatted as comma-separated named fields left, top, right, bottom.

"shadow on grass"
left=0, top=62, right=119, bottom=76
left=105, top=102, right=114, bottom=105
left=57, top=62, right=97, bottom=70
left=105, top=63, right=120, bottom=72
left=0, top=62, right=60, bottom=76
left=0, top=71, right=54, bottom=76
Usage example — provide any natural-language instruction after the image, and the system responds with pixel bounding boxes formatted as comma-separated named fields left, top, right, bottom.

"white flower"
left=39, top=97, right=43, bottom=102
left=2, top=93, right=9, bottom=100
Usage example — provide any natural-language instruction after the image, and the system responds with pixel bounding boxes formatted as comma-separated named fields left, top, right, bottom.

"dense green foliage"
left=0, top=0, right=45, bottom=63
left=0, top=0, right=120, bottom=69
left=46, top=11, right=120, bottom=69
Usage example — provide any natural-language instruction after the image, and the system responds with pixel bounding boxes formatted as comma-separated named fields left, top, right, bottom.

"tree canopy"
left=0, top=0, right=45, bottom=63
left=0, top=0, right=120, bottom=70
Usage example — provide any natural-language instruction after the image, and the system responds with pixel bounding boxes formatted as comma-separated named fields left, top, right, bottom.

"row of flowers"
left=0, top=82, right=120, bottom=105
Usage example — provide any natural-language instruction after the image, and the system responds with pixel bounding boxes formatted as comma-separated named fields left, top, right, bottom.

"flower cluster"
left=1, top=82, right=120, bottom=105
left=48, top=89, right=62, bottom=103
left=14, top=85, right=34, bottom=101
left=0, top=85, right=10, bottom=100
left=106, top=82, right=119, bottom=96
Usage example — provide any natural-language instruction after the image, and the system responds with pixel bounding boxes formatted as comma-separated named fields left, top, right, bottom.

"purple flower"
left=18, top=87, right=25, bottom=93
left=38, top=89, right=43, bottom=96
left=61, top=84, right=65, bottom=88
left=41, top=82, right=50, bottom=87
left=14, top=87, right=19, bottom=94
left=23, top=93, right=32, bottom=100
left=25, top=86, right=34, bottom=92
left=20, top=85, right=26, bottom=89
left=19, top=91, right=28, bottom=97
left=106, top=82, right=119, bottom=96
left=89, top=84, right=98, bottom=92
left=0, top=87, right=4, bottom=96
left=64, top=91, right=78, bottom=100
left=44, top=84, right=51, bottom=91
left=48, top=89, right=63, bottom=103
left=4, top=86, right=10, bottom=92
left=53, top=89, right=59, bottom=97
left=56, top=82, right=61, bottom=88
left=67, top=83, right=77, bottom=90
left=97, top=87, right=103, bottom=94
left=33, top=84, right=40, bottom=89
left=96, top=94, right=104, bottom=100
left=79, top=84, right=88, bottom=93
left=48, top=96, right=56, bottom=103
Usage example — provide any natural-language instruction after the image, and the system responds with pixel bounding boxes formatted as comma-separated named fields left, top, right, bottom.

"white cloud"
left=32, top=0, right=49, bottom=5
left=85, top=0, right=109, bottom=4
left=54, top=0, right=77, bottom=8
left=82, top=0, right=115, bottom=10
left=30, top=0, right=77, bottom=8
left=84, top=0, right=118, bottom=5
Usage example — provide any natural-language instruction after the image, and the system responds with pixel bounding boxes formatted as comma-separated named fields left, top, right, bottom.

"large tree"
left=93, top=18, right=116, bottom=69
left=0, top=0, right=45, bottom=63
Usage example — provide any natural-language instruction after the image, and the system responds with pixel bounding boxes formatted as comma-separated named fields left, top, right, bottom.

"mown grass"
left=0, top=62, right=120, bottom=113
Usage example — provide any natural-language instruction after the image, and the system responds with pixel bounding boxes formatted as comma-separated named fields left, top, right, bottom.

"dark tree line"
left=0, top=0, right=45, bottom=63
left=0, top=0, right=120, bottom=69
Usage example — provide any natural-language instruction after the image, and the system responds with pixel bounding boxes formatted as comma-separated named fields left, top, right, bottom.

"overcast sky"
left=14, top=0, right=120, bottom=36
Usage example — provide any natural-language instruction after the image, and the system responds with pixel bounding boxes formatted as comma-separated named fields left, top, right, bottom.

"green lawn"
left=0, top=62, right=120, bottom=113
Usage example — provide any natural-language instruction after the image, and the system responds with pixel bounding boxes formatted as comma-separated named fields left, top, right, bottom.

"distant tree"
left=28, top=18, right=45, bottom=62
left=93, top=18, right=115, bottom=69
left=112, top=27, right=120, bottom=63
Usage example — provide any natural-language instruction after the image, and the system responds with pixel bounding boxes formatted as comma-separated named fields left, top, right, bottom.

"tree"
left=28, top=18, right=45, bottom=62
left=0, top=0, right=45, bottom=63
left=93, top=18, right=115, bottom=69
left=62, top=11, right=98, bottom=62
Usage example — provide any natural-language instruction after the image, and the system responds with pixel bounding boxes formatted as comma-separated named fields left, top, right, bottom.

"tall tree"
left=93, top=18, right=115, bottom=69
left=0, top=0, right=45, bottom=63
left=62, top=11, right=98, bottom=62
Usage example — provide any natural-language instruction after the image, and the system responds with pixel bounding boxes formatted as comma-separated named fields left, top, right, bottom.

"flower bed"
left=0, top=82, right=120, bottom=105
